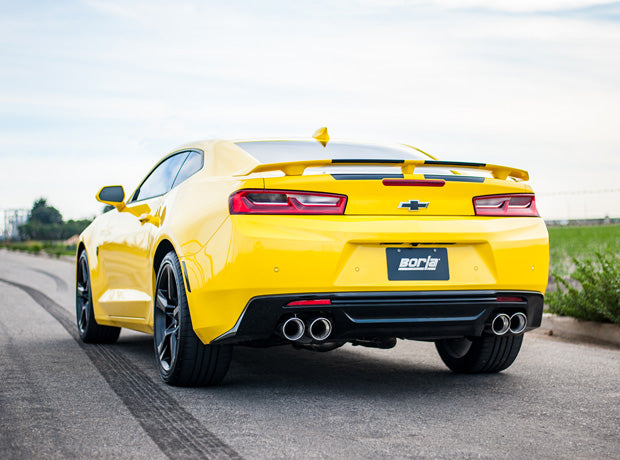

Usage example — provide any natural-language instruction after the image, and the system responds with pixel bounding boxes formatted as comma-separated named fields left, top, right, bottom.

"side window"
left=131, top=152, right=189, bottom=202
left=172, top=150, right=203, bottom=188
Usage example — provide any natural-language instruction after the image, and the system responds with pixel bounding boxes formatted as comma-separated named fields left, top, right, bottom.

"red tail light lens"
left=287, top=299, right=332, bottom=306
left=473, top=194, right=538, bottom=217
left=496, top=296, right=524, bottom=302
left=229, top=189, right=347, bottom=215
left=382, top=179, right=445, bottom=187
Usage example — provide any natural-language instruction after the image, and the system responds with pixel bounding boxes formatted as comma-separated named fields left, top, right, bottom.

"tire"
left=435, top=334, right=523, bottom=374
left=153, top=251, right=232, bottom=386
left=76, top=251, right=121, bottom=344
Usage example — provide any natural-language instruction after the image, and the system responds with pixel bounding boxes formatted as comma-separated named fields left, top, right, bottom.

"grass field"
left=548, top=224, right=620, bottom=274
left=546, top=224, right=620, bottom=324
left=0, top=241, right=76, bottom=257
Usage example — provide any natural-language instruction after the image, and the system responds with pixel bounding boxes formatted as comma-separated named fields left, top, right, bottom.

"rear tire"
left=435, top=334, right=523, bottom=373
left=76, top=251, right=121, bottom=344
left=154, top=251, right=232, bottom=386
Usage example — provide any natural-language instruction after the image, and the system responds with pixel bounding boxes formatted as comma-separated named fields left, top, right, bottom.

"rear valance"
left=235, top=159, right=529, bottom=181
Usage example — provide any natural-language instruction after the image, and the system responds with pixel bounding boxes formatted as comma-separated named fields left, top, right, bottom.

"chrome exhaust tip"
left=280, top=317, right=305, bottom=341
left=510, top=312, right=527, bottom=334
left=491, top=313, right=511, bottom=335
left=308, top=317, right=332, bottom=342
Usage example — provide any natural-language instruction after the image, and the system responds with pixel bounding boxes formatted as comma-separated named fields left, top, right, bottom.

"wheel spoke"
left=79, top=261, right=90, bottom=293
left=165, top=323, right=179, bottom=337
left=167, top=267, right=176, bottom=303
left=82, top=307, right=88, bottom=325
left=80, top=260, right=88, bottom=285
left=79, top=303, right=88, bottom=329
left=158, top=337, right=169, bottom=361
left=169, top=332, right=178, bottom=364
left=155, top=292, right=168, bottom=312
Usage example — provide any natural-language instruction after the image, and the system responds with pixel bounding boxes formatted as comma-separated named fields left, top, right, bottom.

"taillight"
left=229, top=189, right=347, bottom=215
left=473, top=194, right=538, bottom=217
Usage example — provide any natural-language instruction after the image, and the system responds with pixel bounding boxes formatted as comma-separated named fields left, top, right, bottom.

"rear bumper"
left=212, top=290, right=544, bottom=345
left=184, top=215, right=548, bottom=344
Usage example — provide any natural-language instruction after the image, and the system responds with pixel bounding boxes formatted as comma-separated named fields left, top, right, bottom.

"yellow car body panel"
left=184, top=215, right=548, bottom=343
left=79, top=138, right=549, bottom=345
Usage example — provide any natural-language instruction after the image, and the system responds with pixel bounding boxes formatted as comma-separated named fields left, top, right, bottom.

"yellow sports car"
left=77, top=128, right=548, bottom=386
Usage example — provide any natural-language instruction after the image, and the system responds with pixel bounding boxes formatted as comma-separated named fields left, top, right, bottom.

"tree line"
left=19, top=198, right=92, bottom=241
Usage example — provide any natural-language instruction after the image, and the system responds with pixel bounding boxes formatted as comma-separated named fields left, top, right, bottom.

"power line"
left=537, top=188, right=620, bottom=196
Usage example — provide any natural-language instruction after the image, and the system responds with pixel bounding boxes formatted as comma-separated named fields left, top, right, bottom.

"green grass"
left=548, top=224, right=620, bottom=275
left=546, top=224, right=620, bottom=324
left=0, top=241, right=76, bottom=258
left=547, top=252, right=620, bottom=324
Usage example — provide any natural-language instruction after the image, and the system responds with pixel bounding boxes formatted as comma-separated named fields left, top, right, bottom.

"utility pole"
left=1, top=209, right=29, bottom=240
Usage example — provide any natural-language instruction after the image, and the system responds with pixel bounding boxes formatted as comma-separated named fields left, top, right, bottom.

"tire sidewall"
left=436, top=334, right=524, bottom=374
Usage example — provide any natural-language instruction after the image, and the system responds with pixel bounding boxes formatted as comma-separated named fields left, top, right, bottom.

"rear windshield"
left=235, top=140, right=429, bottom=163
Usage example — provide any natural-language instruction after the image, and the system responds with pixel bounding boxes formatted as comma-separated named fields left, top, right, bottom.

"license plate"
left=386, top=248, right=449, bottom=281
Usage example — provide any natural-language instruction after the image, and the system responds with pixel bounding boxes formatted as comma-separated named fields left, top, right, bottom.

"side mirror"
left=96, top=185, right=126, bottom=211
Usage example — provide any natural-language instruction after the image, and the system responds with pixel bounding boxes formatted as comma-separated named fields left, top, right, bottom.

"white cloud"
left=357, top=0, right=619, bottom=13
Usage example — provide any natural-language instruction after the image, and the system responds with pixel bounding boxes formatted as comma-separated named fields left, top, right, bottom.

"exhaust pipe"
left=308, top=317, right=332, bottom=342
left=491, top=313, right=511, bottom=335
left=510, top=312, right=527, bottom=334
left=280, top=317, right=305, bottom=341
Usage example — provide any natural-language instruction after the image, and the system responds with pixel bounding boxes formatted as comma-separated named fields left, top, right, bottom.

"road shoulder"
left=534, top=313, right=620, bottom=349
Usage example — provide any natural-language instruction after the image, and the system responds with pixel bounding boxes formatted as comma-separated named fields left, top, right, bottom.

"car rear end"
left=188, top=141, right=548, bottom=351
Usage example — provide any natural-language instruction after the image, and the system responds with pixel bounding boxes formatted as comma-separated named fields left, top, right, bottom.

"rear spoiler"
left=235, top=159, right=529, bottom=181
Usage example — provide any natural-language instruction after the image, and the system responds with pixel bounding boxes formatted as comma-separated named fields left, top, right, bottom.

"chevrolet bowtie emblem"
left=399, top=200, right=429, bottom=211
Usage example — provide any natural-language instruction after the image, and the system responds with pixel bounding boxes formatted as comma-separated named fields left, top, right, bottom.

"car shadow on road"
left=113, top=333, right=519, bottom=400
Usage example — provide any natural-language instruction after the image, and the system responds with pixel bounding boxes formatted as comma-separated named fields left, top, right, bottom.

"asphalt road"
left=1, top=249, right=618, bottom=460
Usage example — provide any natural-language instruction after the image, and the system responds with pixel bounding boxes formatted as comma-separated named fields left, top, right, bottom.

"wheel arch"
left=149, top=236, right=187, bottom=330
left=77, top=241, right=86, bottom=256
left=153, top=238, right=177, bottom=275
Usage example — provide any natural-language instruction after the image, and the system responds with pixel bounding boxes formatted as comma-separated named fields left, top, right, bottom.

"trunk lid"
left=260, top=169, right=532, bottom=217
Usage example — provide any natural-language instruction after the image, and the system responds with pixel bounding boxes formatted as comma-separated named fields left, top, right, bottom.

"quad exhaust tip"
left=491, top=312, right=528, bottom=335
left=510, top=312, right=527, bottom=334
left=279, top=316, right=333, bottom=342
left=491, top=313, right=511, bottom=335
left=308, top=317, right=332, bottom=342
left=281, top=317, right=305, bottom=341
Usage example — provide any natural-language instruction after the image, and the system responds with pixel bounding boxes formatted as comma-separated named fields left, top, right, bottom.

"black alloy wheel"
left=153, top=251, right=232, bottom=386
left=76, top=254, right=90, bottom=335
left=76, top=251, right=121, bottom=343
left=154, top=262, right=181, bottom=373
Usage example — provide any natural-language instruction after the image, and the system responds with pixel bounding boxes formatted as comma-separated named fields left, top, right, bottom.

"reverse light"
left=473, top=194, right=538, bottom=217
left=229, top=189, right=347, bottom=215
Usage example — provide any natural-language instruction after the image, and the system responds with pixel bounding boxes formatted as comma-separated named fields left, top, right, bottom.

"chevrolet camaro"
left=76, top=128, right=549, bottom=386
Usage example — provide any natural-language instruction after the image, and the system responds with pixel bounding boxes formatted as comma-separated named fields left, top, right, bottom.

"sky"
left=1, top=0, right=619, bottom=221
